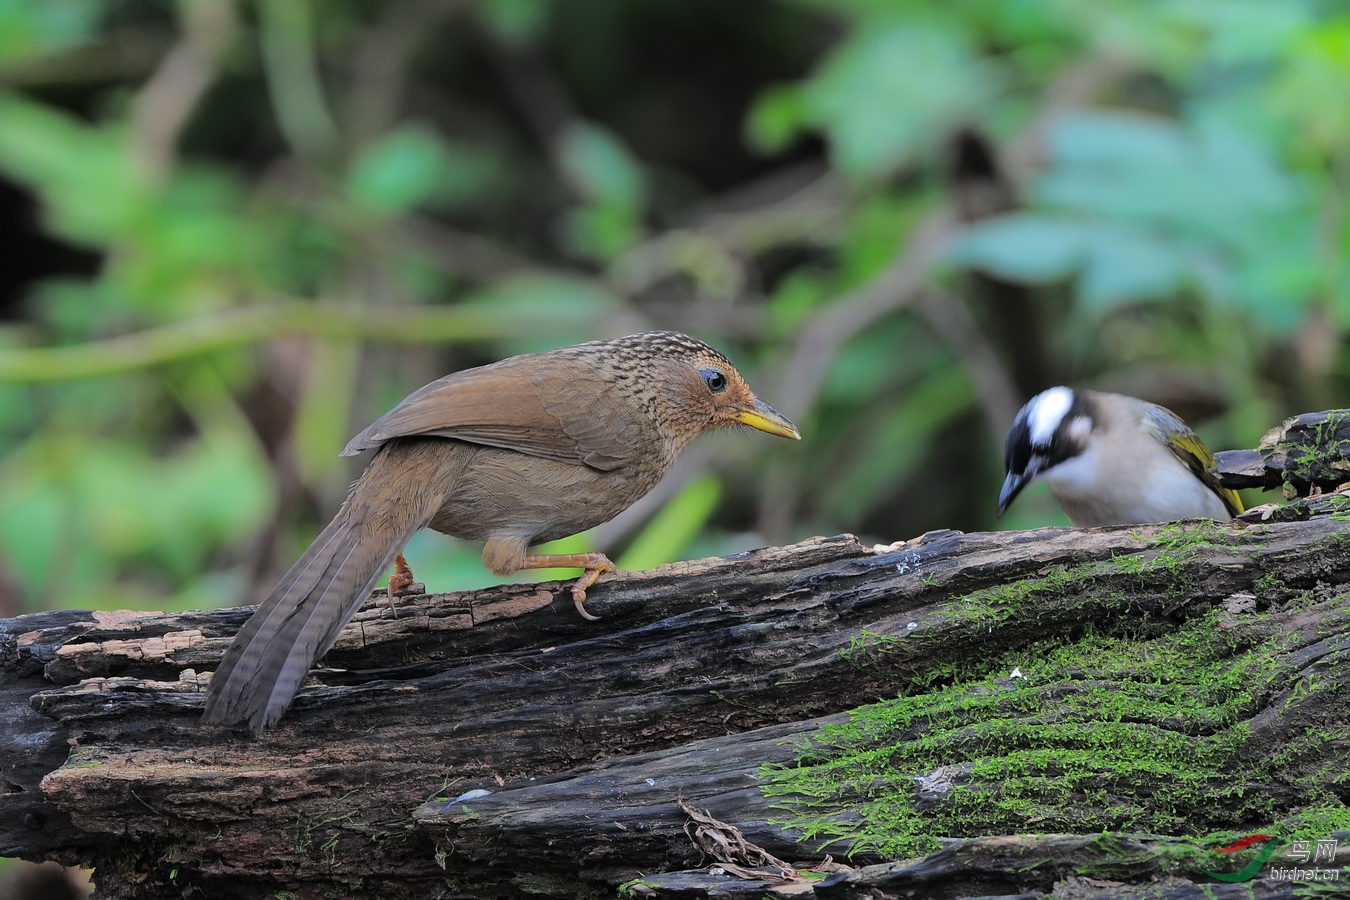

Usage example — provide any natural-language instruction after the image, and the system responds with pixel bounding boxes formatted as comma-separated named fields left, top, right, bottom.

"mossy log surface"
left=3, top=514, right=1350, bottom=899
left=1215, top=408, right=1350, bottom=497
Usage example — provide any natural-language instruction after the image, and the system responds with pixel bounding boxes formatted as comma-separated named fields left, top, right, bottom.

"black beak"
left=997, top=471, right=1028, bottom=517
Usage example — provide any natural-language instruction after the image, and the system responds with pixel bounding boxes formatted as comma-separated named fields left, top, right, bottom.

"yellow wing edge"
left=1168, top=431, right=1245, bottom=517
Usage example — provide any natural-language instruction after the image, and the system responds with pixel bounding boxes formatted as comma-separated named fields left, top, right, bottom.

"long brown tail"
left=202, top=439, right=468, bottom=734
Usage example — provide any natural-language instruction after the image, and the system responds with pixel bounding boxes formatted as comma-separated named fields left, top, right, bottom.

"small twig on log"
left=678, top=798, right=799, bottom=882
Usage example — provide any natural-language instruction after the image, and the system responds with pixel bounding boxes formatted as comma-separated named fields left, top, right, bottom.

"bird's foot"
left=568, top=557, right=617, bottom=621
left=519, top=552, right=617, bottom=621
left=384, top=553, right=416, bottom=617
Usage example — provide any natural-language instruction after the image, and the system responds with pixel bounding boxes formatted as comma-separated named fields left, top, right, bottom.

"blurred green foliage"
left=0, top=0, right=1344, bottom=615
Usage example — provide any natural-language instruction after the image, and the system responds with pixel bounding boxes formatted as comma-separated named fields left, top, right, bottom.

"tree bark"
left=4, top=512, right=1349, bottom=898
left=1214, top=409, right=1350, bottom=497
left=4, top=410, right=1350, bottom=898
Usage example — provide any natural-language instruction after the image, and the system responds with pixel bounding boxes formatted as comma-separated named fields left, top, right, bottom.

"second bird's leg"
left=518, top=552, right=617, bottom=621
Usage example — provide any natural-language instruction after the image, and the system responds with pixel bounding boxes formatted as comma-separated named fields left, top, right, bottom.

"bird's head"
left=630, top=332, right=800, bottom=447
left=998, top=386, right=1096, bottom=517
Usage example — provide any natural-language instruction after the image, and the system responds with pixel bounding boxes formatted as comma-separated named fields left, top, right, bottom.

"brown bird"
left=202, top=331, right=800, bottom=733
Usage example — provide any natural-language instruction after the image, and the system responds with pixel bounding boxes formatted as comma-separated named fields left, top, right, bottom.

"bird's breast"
left=1045, top=450, right=1231, bottom=526
left=427, top=443, right=667, bottom=545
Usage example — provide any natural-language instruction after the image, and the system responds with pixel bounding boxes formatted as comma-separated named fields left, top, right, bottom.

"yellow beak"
left=732, top=399, right=801, bottom=440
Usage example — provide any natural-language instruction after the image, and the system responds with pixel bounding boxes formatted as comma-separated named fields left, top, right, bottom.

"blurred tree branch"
left=262, top=159, right=562, bottom=284
left=774, top=209, right=959, bottom=422
left=0, top=302, right=619, bottom=382
left=343, top=0, right=466, bottom=148
left=914, top=285, right=1021, bottom=438
left=129, top=0, right=237, bottom=182
left=0, top=27, right=171, bottom=87
left=257, top=0, right=339, bottom=160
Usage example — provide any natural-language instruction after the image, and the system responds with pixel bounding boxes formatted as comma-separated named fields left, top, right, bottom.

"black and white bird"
left=998, top=386, right=1243, bottom=527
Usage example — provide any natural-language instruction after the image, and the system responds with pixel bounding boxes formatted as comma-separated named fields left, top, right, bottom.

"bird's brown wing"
left=340, top=356, right=642, bottom=471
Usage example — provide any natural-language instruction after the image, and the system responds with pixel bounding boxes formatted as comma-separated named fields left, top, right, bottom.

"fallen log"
left=3, top=415, right=1350, bottom=899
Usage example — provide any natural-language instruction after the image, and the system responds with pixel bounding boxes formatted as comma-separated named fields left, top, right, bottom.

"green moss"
left=1108, top=520, right=1226, bottom=587
left=1278, top=802, right=1350, bottom=839
left=891, top=525, right=1240, bottom=691
left=947, top=564, right=1079, bottom=631
left=839, top=630, right=904, bottom=669
left=1280, top=410, right=1350, bottom=492
left=951, top=522, right=1223, bottom=632
left=1151, top=519, right=1222, bottom=566
left=619, top=878, right=660, bottom=897
left=1255, top=572, right=1285, bottom=596
left=760, top=608, right=1335, bottom=859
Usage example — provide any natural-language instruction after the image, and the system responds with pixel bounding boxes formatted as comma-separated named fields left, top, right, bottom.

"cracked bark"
left=3, top=413, right=1350, bottom=899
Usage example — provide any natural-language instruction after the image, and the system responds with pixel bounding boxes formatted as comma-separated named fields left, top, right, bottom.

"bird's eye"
left=700, top=368, right=729, bottom=394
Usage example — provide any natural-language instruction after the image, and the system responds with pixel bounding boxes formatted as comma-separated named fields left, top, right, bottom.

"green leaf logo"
left=1200, top=835, right=1284, bottom=883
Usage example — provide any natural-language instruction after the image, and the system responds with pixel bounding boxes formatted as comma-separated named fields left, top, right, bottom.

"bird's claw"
left=569, top=559, right=616, bottom=621
left=573, top=587, right=601, bottom=621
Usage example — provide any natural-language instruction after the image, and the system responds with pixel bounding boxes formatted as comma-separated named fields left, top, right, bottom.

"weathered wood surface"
left=1215, top=409, right=1350, bottom=496
left=625, top=834, right=1340, bottom=899
left=3, top=508, right=1349, bottom=898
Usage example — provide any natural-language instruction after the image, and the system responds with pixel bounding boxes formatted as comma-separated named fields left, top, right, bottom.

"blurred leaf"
left=160, top=431, right=272, bottom=560
left=555, top=121, right=646, bottom=259
left=839, top=193, right=928, bottom=283
left=293, top=341, right=362, bottom=489
left=73, top=444, right=167, bottom=561
left=956, top=112, right=1315, bottom=329
left=0, top=390, right=271, bottom=606
left=1046, top=111, right=1188, bottom=171
left=347, top=124, right=452, bottom=215
left=1036, top=113, right=1302, bottom=246
left=462, top=274, right=625, bottom=353
left=1173, top=0, right=1311, bottom=66
left=557, top=121, right=645, bottom=213
left=768, top=271, right=831, bottom=336
left=745, top=82, right=810, bottom=154
left=434, top=141, right=508, bottom=209
left=0, top=0, right=100, bottom=64
left=616, top=474, right=722, bottom=571
left=952, top=213, right=1086, bottom=283
left=0, top=456, right=64, bottom=601
left=0, top=93, right=140, bottom=245
left=474, top=0, right=552, bottom=43
left=819, top=316, right=935, bottom=405
left=1078, top=228, right=1184, bottom=312
left=115, top=166, right=267, bottom=315
left=73, top=429, right=271, bottom=581
left=788, top=21, right=993, bottom=179
left=822, top=365, right=972, bottom=525
left=0, top=382, right=34, bottom=437
left=558, top=203, right=639, bottom=260
left=1269, top=18, right=1350, bottom=154
left=24, top=278, right=125, bottom=338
